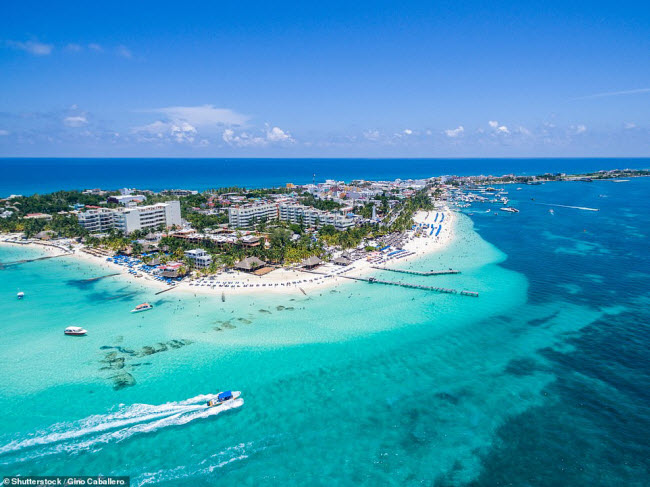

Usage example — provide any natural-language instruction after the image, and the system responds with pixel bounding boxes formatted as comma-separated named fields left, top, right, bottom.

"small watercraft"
left=207, top=390, right=241, bottom=408
left=64, top=326, right=87, bottom=336
left=500, top=207, right=519, bottom=213
left=549, top=209, right=555, bottom=215
left=17, top=291, right=24, bottom=299
left=131, top=303, right=153, bottom=313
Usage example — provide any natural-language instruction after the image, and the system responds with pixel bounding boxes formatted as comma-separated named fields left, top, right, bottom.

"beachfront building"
left=228, top=203, right=278, bottom=228
left=278, top=203, right=358, bottom=231
left=77, top=201, right=182, bottom=234
left=77, top=207, right=116, bottom=233
left=107, top=194, right=146, bottom=206
left=184, top=248, right=212, bottom=269
left=114, top=202, right=182, bottom=234
left=234, top=256, right=265, bottom=272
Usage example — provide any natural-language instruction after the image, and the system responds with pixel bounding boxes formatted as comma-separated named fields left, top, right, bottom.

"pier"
left=371, top=266, right=460, bottom=276
left=78, top=273, right=121, bottom=283
left=155, top=286, right=176, bottom=295
left=301, top=270, right=478, bottom=297
left=1, top=254, right=68, bottom=267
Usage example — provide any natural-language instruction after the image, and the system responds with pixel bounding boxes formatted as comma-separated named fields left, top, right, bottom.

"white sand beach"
left=1, top=209, right=457, bottom=297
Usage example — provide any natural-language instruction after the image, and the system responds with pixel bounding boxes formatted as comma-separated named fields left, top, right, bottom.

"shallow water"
left=0, top=178, right=648, bottom=485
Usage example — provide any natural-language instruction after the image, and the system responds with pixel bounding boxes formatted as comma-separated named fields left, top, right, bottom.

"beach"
left=2, top=209, right=456, bottom=297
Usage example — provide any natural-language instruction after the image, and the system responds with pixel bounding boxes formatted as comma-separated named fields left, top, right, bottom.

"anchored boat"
left=131, top=302, right=153, bottom=313
left=207, top=390, right=241, bottom=408
left=64, top=326, right=87, bottom=336
left=17, top=291, right=25, bottom=299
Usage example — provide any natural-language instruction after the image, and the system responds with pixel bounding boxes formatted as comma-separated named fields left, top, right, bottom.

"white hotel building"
left=228, top=201, right=357, bottom=231
left=77, top=201, right=182, bottom=234
left=227, top=203, right=279, bottom=228
left=279, top=203, right=357, bottom=231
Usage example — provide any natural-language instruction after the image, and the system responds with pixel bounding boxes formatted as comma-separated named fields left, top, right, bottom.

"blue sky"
left=1, top=0, right=649, bottom=157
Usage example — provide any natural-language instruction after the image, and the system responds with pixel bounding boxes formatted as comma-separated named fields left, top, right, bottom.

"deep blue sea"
left=0, top=157, right=648, bottom=196
left=0, top=162, right=649, bottom=485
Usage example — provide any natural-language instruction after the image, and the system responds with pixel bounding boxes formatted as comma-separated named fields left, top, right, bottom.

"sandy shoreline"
left=0, top=209, right=458, bottom=297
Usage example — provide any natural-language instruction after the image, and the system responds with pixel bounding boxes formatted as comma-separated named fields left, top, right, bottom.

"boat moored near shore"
left=64, top=326, right=87, bottom=336
left=131, top=303, right=153, bottom=313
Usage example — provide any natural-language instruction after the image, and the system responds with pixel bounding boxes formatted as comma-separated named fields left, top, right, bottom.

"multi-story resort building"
left=77, top=201, right=182, bottom=234
left=77, top=207, right=117, bottom=233
left=278, top=203, right=357, bottom=230
left=227, top=203, right=279, bottom=228
left=184, top=248, right=212, bottom=268
left=227, top=201, right=357, bottom=231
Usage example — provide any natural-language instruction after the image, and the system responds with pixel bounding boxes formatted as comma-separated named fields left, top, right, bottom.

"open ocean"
left=0, top=161, right=649, bottom=485
left=0, top=157, right=649, bottom=196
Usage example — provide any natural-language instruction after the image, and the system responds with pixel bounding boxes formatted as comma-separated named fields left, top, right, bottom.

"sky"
left=1, top=0, right=649, bottom=157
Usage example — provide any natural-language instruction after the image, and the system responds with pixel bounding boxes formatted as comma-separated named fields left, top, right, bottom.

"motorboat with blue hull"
left=207, top=390, right=241, bottom=408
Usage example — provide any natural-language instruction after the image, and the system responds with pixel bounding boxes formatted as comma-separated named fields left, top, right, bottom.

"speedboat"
left=17, top=291, right=24, bottom=299
left=64, top=326, right=87, bottom=336
left=131, top=303, right=153, bottom=313
left=207, top=390, right=241, bottom=407
left=500, top=207, right=519, bottom=213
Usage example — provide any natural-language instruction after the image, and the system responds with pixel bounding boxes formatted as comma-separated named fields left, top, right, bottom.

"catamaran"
left=207, top=390, right=241, bottom=408
left=131, top=302, right=153, bottom=313
left=64, top=326, right=87, bottom=336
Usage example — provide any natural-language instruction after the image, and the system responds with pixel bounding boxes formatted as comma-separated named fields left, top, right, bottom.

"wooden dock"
left=300, top=269, right=479, bottom=297
left=371, top=266, right=460, bottom=276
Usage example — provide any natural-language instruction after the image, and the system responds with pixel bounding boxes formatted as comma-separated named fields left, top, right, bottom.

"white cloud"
left=624, top=122, right=636, bottom=129
left=573, top=88, right=650, bottom=100
left=88, top=43, right=103, bottom=52
left=116, top=45, right=132, bottom=59
left=222, top=125, right=294, bottom=147
left=363, top=129, right=380, bottom=141
left=66, top=43, right=82, bottom=52
left=444, top=126, right=464, bottom=138
left=145, top=105, right=249, bottom=127
left=488, top=120, right=509, bottom=134
left=0, top=129, right=9, bottom=136
left=63, top=115, right=88, bottom=127
left=572, top=124, right=587, bottom=134
left=6, top=40, right=53, bottom=56
left=170, top=122, right=197, bottom=143
left=266, top=125, right=293, bottom=142
left=403, top=129, right=413, bottom=135
left=132, top=120, right=197, bottom=143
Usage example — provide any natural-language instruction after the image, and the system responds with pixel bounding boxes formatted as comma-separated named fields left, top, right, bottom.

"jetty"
left=78, top=273, right=120, bottom=283
left=301, top=270, right=478, bottom=297
left=155, top=286, right=176, bottom=295
left=371, top=266, right=460, bottom=276
left=1, top=254, right=68, bottom=267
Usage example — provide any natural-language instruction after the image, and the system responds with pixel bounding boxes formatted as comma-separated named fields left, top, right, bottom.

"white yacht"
left=64, top=326, right=87, bottom=336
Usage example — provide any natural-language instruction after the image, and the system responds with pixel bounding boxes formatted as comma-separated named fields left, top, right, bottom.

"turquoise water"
left=1, top=178, right=649, bottom=485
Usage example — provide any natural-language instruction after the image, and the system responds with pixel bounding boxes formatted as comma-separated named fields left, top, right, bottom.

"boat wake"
left=0, top=394, right=243, bottom=465
left=536, top=203, right=599, bottom=211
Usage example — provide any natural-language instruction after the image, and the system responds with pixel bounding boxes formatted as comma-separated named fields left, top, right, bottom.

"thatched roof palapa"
left=332, top=255, right=351, bottom=266
left=300, top=256, right=322, bottom=268
left=234, top=256, right=265, bottom=271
